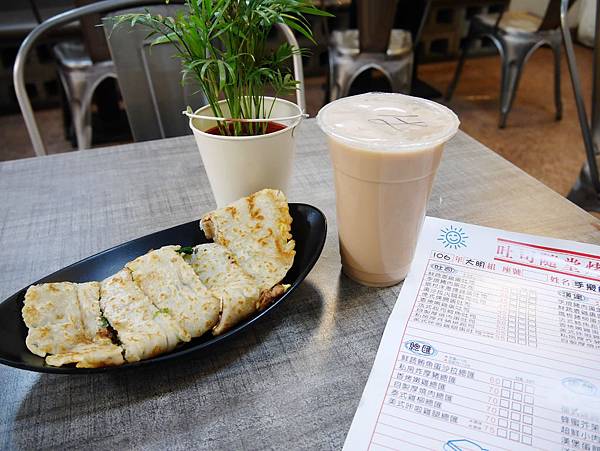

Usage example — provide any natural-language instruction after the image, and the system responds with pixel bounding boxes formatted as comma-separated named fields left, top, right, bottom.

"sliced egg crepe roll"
left=76, top=282, right=108, bottom=339
left=100, top=269, right=190, bottom=362
left=200, top=189, right=295, bottom=293
left=188, top=243, right=261, bottom=335
left=126, top=245, right=220, bottom=338
left=22, top=282, right=80, bottom=332
left=22, top=282, right=125, bottom=368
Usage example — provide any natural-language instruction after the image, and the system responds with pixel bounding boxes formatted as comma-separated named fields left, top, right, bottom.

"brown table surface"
left=0, top=119, right=599, bottom=449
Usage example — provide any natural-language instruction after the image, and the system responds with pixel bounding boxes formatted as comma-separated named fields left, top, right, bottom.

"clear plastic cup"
left=317, top=92, right=460, bottom=287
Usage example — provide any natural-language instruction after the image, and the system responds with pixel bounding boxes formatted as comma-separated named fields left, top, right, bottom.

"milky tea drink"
left=317, top=93, right=459, bottom=287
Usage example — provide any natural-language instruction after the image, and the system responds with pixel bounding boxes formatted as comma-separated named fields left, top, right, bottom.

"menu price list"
left=343, top=218, right=600, bottom=451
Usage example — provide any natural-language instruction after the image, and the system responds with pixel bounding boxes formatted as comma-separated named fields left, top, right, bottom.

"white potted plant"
left=113, top=0, right=330, bottom=207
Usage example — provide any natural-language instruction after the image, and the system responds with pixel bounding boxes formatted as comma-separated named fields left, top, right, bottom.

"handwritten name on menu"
left=343, top=217, right=600, bottom=451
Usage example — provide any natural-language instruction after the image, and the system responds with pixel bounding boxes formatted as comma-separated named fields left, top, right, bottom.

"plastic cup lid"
left=316, top=92, right=460, bottom=151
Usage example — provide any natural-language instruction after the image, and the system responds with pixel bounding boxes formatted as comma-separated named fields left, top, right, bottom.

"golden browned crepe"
left=188, top=243, right=261, bottom=335
left=126, top=245, right=221, bottom=338
left=21, top=190, right=296, bottom=368
left=200, top=188, right=295, bottom=296
left=100, top=269, right=191, bottom=363
left=22, top=282, right=124, bottom=368
left=44, top=341, right=124, bottom=368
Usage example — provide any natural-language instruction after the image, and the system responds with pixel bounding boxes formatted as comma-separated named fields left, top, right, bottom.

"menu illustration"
left=343, top=217, right=600, bottom=451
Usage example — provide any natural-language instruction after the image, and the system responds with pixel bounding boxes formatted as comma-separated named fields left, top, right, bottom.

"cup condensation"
left=317, top=93, right=460, bottom=287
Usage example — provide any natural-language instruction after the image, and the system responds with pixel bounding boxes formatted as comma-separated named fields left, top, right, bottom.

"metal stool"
left=328, top=0, right=413, bottom=100
left=328, top=29, right=413, bottom=99
left=53, top=41, right=116, bottom=149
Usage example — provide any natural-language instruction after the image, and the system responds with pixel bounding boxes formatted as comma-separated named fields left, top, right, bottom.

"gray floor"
left=1, top=108, right=71, bottom=160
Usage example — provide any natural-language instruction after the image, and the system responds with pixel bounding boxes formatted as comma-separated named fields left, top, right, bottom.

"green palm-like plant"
left=111, top=0, right=331, bottom=136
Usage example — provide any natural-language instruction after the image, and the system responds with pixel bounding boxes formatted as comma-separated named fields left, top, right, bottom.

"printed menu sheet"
left=344, top=217, right=600, bottom=451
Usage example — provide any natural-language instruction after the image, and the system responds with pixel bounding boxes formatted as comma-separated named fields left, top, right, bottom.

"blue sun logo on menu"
left=438, top=225, right=468, bottom=250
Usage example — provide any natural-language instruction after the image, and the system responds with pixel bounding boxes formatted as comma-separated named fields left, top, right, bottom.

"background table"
left=1, top=119, right=599, bottom=449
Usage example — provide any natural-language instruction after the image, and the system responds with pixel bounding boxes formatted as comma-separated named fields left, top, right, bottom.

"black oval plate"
left=0, top=203, right=327, bottom=374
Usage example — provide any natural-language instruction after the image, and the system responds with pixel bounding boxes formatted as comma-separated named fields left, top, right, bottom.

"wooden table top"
left=0, top=119, right=598, bottom=449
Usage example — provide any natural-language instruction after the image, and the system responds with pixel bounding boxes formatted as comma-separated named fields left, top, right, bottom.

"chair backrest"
left=538, top=0, right=577, bottom=30
left=14, top=0, right=174, bottom=157
left=104, top=11, right=305, bottom=142
left=14, top=0, right=306, bottom=156
left=103, top=5, right=203, bottom=141
left=357, top=0, right=397, bottom=53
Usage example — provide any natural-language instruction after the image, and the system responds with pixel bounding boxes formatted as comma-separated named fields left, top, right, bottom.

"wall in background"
left=510, top=0, right=583, bottom=26
left=577, top=0, right=596, bottom=46
left=509, top=0, right=549, bottom=15
left=419, top=0, right=510, bottom=62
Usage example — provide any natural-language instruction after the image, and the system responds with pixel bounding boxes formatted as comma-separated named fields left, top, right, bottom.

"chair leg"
left=330, top=77, right=341, bottom=102
left=75, top=80, right=101, bottom=150
left=329, top=65, right=340, bottom=102
left=446, top=34, right=474, bottom=101
left=337, top=63, right=358, bottom=99
left=498, top=51, right=527, bottom=129
left=552, top=42, right=563, bottom=121
left=82, top=107, right=92, bottom=149
left=71, top=103, right=89, bottom=151
left=386, top=59, right=412, bottom=94
left=499, top=57, right=510, bottom=128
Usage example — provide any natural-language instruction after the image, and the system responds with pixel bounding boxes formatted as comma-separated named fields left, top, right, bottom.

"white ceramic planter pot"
left=189, top=97, right=302, bottom=207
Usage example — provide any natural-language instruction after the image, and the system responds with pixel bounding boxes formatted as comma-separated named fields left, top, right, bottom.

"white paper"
left=344, top=217, right=600, bottom=451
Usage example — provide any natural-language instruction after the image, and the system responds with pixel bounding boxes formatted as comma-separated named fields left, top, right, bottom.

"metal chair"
left=14, top=0, right=174, bottom=157
left=328, top=0, right=413, bottom=100
left=15, top=0, right=306, bottom=156
left=52, top=42, right=117, bottom=150
left=559, top=0, right=600, bottom=211
left=102, top=4, right=200, bottom=141
left=52, top=0, right=121, bottom=150
left=446, top=0, right=576, bottom=128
